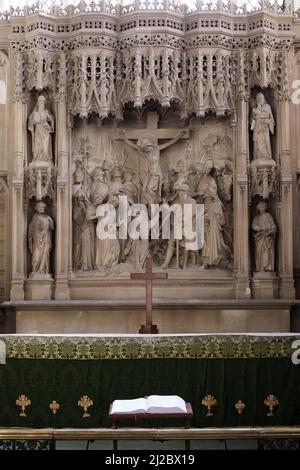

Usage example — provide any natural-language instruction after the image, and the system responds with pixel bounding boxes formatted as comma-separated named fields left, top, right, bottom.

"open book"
left=110, top=395, right=187, bottom=414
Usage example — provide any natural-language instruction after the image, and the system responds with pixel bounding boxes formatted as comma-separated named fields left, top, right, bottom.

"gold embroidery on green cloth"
left=16, top=395, right=31, bottom=417
left=201, top=394, right=218, bottom=417
left=235, top=400, right=246, bottom=415
left=78, top=396, right=93, bottom=418
left=49, top=400, right=60, bottom=415
left=264, top=394, right=279, bottom=417
left=0, top=335, right=296, bottom=360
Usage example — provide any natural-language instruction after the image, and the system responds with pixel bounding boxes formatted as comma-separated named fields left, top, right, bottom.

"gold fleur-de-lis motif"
left=235, top=400, right=246, bottom=415
left=264, top=395, right=279, bottom=417
left=49, top=400, right=60, bottom=415
left=201, top=394, right=217, bottom=417
left=16, top=395, right=31, bottom=417
left=78, top=395, right=93, bottom=418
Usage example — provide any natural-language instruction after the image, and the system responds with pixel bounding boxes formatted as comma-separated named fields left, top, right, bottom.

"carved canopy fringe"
left=8, top=2, right=292, bottom=118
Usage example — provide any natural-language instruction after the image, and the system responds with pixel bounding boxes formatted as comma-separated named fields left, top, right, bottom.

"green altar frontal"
left=0, top=334, right=299, bottom=428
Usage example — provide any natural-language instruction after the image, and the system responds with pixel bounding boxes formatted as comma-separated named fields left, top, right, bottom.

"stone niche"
left=70, top=109, right=234, bottom=300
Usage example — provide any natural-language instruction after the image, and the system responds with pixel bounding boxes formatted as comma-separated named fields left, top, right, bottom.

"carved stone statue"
left=201, top=184, right=229, bottom=269
left=162, top=184, right=197, bottom=270
left=28, top=96, right=55, bottom=163
left=122, top=130, right=185, bottom=206
left=91, top=167, right=109, bottom=206
left=252, top=201, right=277, bottom=272
left=95, top=193, right=120, bottom=270
left=250, top=93, right=275, bottom=162
left=73, top=194, right=95, bottom=271
left=28, top=201, right=54, bottom=275
left=123, top=170, right=139, bottom=203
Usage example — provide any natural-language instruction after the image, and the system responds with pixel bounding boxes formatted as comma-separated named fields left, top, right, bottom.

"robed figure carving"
left=28, top=201, right=54, bottom=274
left=28, top=96, right=54, bottom=163
left=250, top=93, right=275, bottom=161
left=252, top=201, right=277, bottom=272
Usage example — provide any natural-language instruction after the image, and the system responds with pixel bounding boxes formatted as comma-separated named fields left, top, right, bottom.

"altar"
left=0, top=333, right=299, bottom=428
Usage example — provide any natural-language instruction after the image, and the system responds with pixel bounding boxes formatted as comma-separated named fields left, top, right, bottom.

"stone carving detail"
left=11, top=29, right=291, bottom=119
left=0, top=177, right=8, bottom=194
left=251, top=201, right=277, bottom=272
left=162, top=184, right=197, bottom=270
left=68, top=53, right=117, bottom=119
left=249, top=91, right=280, bottom=201
left=28, top=95, right=55, bottom=163
left=2, top=0, right=293, bottom=19
left=25, top=166, right=56, bottom=201
left=249, top=165, right=280, bottom=200
left=25, top=95, right=56, bottom=201
left=197, top=157, right=231, bottom=269
left=250, top=93, right=275, bottom=163
left=71, top=117, right=233, bottom=274
left=26, top=49, right=55, bottom=92
left=185, top=51, right=234, bottom=118
left=28, top=201, right=54, bottom=275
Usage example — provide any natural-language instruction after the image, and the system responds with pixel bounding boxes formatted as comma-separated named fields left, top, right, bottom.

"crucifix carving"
left=115, top=112, right=190, bottom=203
left=131, top=257, right=168, bottom=334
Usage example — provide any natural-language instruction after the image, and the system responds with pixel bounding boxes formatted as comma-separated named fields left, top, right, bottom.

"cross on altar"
left=115, top=111, right=189, bottom=147
left=131, top=257, right=168, bottom=334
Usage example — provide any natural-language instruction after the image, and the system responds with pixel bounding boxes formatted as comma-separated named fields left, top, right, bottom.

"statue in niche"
left=95, top=193, right=120, bottom=270
left=250, top=92, right=275, bottom=162
left=252, top=201, right=277, bottom=272
left=162, top=184, right=197, bottom=270
left=28, top=201, right=54, bottom=275
left=28, top=96, right=55, bottom=163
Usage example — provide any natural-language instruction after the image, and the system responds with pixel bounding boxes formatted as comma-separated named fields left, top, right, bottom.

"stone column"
left=234, top=92, right=251, bottom=299
left=10, top=53, right=26, bottom=300
left=277, top=96, right=295, bottom=299
left=54, top=53, right=70, bottom=299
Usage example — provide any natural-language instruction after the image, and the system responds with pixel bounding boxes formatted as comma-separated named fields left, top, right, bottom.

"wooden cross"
left=131, top=257, right=168, bottom=334
left=115, top=111, right=189, bottom=147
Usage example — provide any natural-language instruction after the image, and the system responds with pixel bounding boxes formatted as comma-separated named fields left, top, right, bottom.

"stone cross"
left=131, top=257, right=168, bottom=334
left=117, top=111, right=189, bottom=145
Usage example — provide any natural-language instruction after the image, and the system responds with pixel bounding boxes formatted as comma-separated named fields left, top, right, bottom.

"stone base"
left=251, top=159, right=276, bottom=167
left=279, top=276, right=295, bottom=299
left=69, top=270, right=235, bottom=300
left=6, top=299, right=291, bottom=334
left=251, top=272, right=279, bottom=299
left=55, top=279, right=70, bottom=300
left=25, top=276, right=54, bottom=300
left=10, top=280, right=24, bottom=301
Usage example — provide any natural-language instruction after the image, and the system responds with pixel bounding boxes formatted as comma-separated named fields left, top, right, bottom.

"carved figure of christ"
left=115, top=112, right=189, bottom=201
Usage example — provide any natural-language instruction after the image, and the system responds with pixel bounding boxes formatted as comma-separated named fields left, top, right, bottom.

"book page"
left=146, top=395, right=187, bottom=414
left=111, top=398, right=147, bottom=414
